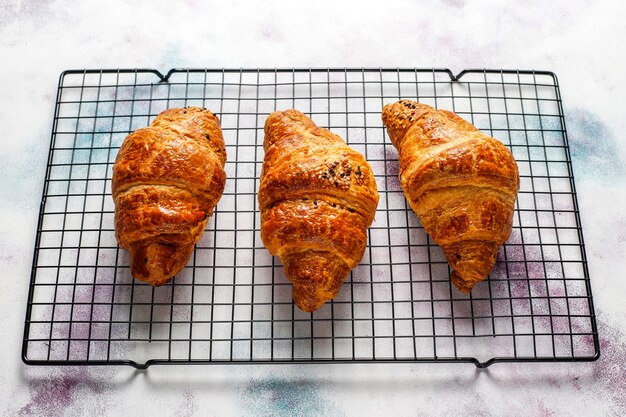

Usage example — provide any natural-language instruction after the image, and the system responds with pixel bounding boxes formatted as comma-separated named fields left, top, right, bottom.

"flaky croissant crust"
left=112, top=107, right=226, bottom=286
left=259, top=110, right=379, bottom=311
left=382, top=100, right=519, bottom=293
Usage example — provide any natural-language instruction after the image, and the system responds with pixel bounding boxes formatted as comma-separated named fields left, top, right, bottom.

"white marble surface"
left=1, top=0, right=625, bottom=416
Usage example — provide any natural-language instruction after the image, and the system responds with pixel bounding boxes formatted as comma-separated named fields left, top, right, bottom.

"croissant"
left=112, top=107, right=226, bottom=286
left=382, top=100, right=519, bottom=293
left=259, top=110, right=379, bottom=312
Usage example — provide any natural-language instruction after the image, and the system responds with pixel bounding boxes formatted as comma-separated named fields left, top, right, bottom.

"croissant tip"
left=282, top=251, right=349, bottom=313
left=293, top=295, right=328, bottom=313
left=130, top=264, right=176, bottom=287
left=291, top=280, right=338, bottom=313
left=450, top=270, right=480, bottom=294
left=128, top=242, right=193, bottom=287
left=148, top=276, right=174, bottom=287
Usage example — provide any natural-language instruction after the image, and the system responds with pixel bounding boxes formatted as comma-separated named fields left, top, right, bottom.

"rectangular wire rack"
left=23, top=68, right=599, bottom=369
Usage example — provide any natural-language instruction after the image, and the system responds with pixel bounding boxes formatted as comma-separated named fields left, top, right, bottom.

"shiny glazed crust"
left=259, top=110, right=379, bottom=312
left=112, top=107, right=226, bottom=286
left=382, top=100, right=519, bottom=293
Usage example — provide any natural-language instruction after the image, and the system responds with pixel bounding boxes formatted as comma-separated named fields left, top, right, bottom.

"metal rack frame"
left=22, top=68, right=599, bottom=368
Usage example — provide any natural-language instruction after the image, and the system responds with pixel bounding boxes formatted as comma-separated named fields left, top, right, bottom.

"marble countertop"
left=1, top=1, right=625, bottom=416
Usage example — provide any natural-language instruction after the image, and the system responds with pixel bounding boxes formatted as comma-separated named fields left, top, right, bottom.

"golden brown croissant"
left=112, top=107, right=226, bottom=286
left=259, top=110, right=379, bottom=312
left=382, top=100, right=519, bottom=293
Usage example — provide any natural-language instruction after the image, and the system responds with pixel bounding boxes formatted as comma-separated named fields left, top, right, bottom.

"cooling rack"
left=22, top=68, right=599, bottom=368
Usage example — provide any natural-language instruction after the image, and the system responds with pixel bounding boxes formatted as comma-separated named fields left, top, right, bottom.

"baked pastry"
left=382, top=100, right=519, bottom=293
left=259, top=110, right=379, bottom=312
left=112, top=107, right=226, bottom=286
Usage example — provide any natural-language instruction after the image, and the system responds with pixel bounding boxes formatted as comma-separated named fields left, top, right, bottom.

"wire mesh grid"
left=23, top=68, right=599, bottom=368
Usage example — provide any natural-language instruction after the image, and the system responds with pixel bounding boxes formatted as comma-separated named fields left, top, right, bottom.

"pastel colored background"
left=1, top=0, right=625, bottom=416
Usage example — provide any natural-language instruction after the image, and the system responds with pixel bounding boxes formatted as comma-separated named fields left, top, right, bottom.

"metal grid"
left=23, top=68, right=599, bottom=368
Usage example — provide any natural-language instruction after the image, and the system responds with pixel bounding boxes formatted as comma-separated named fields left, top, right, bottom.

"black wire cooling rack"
left=22, top=68, right=599, bottom=369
